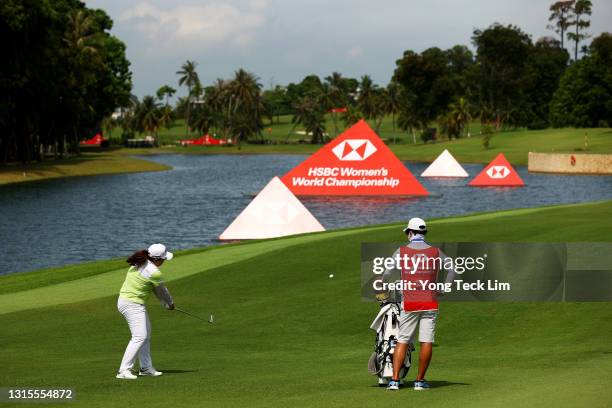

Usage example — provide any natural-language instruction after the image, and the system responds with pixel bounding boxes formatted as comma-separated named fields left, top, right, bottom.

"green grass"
left=108, top=115, right=483, bottom=145
left=2, top=201, right=612, bottom=407
left=114, top=115, right=612, bottom=166
left=3, top=116, right=609, bottom=185
left=0, top=150, right=170, bottom=186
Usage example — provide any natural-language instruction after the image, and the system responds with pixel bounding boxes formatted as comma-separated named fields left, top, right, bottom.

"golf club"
left=175, top=307, right=214, bottom=324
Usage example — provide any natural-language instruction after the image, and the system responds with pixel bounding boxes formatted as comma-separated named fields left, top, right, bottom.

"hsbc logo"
left=331, top=139, right=377, bottom=161
left=248, top=201, right=300, bottom=224
left=486, top=165, right=510, bottom=179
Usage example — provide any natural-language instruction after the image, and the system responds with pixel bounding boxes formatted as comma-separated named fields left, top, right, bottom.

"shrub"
left=527, top=119, right=548, bottom=130
left=421, top=128, right=437, bottom=143
left=481, top=124, right=495, bottom=149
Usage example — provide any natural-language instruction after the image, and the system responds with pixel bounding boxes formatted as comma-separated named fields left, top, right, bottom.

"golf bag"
left=367, top=301, right=413, bottom=386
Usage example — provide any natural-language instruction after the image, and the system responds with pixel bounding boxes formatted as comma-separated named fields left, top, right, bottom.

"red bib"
left=400, top=246, right=440, bottom=312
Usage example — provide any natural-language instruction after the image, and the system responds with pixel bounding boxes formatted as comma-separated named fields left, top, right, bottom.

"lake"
left=1, top=154, right=610, bottom=275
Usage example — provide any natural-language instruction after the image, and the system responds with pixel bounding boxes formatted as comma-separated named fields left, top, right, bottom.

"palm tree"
left=191, top=105, right=215, bottom=135
left=340, top=105, right=363, bottom=128
left=159, top=106, right=173, bottom=130
left=176, top=60, right=200, bottom=137
left=449, top=97, right=472, bottom=137
left=325, top=72, right=346, bottom=136
left=357, top=75, right=378, bottom=121
left=398, top=110, right=421, bottom=144
left=101, top=116, right=117, bottom=141
left=205, top=79, right=229, bottom=136
left=386, top=82, right=402, bottom=143
left=64, top=9, right=102, bottom=154
left=156, top=85, right=176, bottom=106
left=229, top=69, right=261, bottom=111
left=64, top=9, right=100, bottom=58
left=291, top=96, right=326, bottom=144
left=134, top=96, right=162, bottom=136
left=371, top=89, right=388, bottom=134
left=437, top=112, right=461, bottom=139
left=229, top=111, right=262, bottom=145
left=226, top=69, right=264, bottom=141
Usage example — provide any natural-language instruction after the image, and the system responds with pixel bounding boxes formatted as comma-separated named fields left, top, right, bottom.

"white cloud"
left=119, top=1, right=267, bottom=50
left=346, top=46, right=363, bottom=59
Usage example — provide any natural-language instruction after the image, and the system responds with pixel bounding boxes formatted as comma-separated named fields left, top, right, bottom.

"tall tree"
left=386, top=82, right=402, bottom=143
left=64, top=9, right=101, bottom=58
left=448, top=97, right=472, bottom=137
left=324, top=72, right=347, bottom=107
left=472, top=24, right=532, bottom=129
left=291, top=96, right=326, bottom=143
left=550, top=32, right=612, bottom=127
left=447, top=45, right=475, bottom=99
left=397, top=105, right=421, bottom=145
left=156, top=85, right=176, bottom=106
left=548, top=1, right=575, bottom=49
left=567, top=0, right=592, bottom=60
left=393, top=47, right=456, bottom=128
left=525, top=37, right=569, bottom=128
left=357, top=75, right=379, bottom=123
left=176, top=60, right=200, bottom=137
left=0, top=0, right=131, bottom=164
left=262, top=86, right=290, bottom=124
left=226, top=69, right=265, bottom=142
left=133, top=96, right=161, bottom=135
left=229, top=69, right=261, bottom=112
left=325, top=72, right=347, bottom=136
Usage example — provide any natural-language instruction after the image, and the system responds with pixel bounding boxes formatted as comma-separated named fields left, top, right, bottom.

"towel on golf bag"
left=370, top=303, right=394, bottom=332
left=368, top=302, right=412, bottom=383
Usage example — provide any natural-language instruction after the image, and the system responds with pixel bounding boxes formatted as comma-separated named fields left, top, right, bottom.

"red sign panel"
left=468, top=153, right=525, bottom=187
left=281, top=120, right=428, bottom=196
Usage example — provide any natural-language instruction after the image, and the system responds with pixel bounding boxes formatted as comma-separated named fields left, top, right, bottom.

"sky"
left=84, top=0, right=612, bottom=99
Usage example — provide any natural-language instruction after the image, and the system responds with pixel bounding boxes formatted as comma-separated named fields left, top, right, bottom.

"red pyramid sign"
left=281, top=120, right=428, bottom=196
left=468, top=153, right=525, bottom=187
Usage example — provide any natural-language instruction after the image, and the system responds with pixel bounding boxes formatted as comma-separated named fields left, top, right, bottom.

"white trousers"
left=117, top=298, right=153, bottom=372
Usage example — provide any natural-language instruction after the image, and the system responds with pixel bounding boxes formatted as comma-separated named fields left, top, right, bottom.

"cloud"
left=346, top=46, right=363, bottom=59
left=119, top=1, right=267, bottom=50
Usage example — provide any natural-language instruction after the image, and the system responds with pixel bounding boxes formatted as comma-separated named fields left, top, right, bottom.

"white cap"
left=147, top=243, right=174, bottom=260
left=403, top=217, right=427, bottom=233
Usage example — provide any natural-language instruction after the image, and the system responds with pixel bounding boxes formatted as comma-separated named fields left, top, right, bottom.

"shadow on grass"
left=158, top=369, right=199, bottom=374
left=370, top=380, right=470, bottom=388
left=427, top=380, right=471, bottom=388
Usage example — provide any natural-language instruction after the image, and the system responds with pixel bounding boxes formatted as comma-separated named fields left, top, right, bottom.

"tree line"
left=119, top=0, right=609, bottom=146
left=1, top=0, right=610, bottom=164
left=109, top=63, right=268, bottom=145
left=0, top=0, right=132, bottom=164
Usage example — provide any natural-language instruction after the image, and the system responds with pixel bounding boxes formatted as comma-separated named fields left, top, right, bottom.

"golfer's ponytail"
left=126, top=249, right=149, bottom=268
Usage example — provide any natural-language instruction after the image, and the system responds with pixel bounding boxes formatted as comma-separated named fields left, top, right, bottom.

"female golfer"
left=116, top=243, right=175, bottom=380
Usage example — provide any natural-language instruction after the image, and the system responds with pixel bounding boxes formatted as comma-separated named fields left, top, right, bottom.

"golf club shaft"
left=175, top=307, right=213, bottom=324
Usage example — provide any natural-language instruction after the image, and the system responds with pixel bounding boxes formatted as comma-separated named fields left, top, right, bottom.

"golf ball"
left=329, top=274, right=334, bottom=278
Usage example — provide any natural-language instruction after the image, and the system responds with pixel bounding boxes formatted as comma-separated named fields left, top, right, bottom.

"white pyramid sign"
left=219, top=177, right=325, bottom=240
left=420, top=149, right=469, bottom=178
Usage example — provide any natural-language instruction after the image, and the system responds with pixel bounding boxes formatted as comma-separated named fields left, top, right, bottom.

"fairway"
left=0, top=151, right=170, bottom=186
left=2, top=201, right=612, bottom=407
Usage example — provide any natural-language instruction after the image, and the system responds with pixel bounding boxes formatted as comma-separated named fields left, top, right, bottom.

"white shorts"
left=397, top=310, right=438, bottom=343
